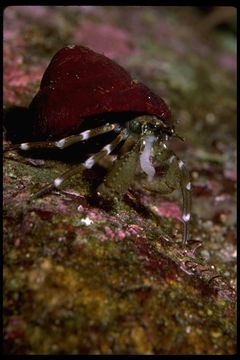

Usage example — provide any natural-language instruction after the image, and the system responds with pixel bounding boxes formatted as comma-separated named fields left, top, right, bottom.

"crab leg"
left=97, top=138, right=140, bottom=199
left=3, top=123, right=119, bottom=152
left=137, top=142, right=192, bottom=244
left=31, top=129, right=128, bottom=199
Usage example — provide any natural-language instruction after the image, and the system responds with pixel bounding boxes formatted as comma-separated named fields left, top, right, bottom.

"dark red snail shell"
left=28, top=45, right=172, bottom=140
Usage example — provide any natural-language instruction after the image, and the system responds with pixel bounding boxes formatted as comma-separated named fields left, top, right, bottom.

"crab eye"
left=127, top=118, right=142, bottom=134
left=168, top=127, right=175, bottom=135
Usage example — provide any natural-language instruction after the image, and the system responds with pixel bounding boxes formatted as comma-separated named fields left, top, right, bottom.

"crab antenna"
left=173, top=133, right=185, bottom=142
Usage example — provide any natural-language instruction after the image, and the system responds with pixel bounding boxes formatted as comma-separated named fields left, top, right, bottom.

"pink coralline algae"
left=102, top=224, right=144, bottom=242
left=224, top=167, right=237, bottom=182
left=155, top=201, right=182, bottom=221
left=3, top=44, right=43, bottom=105
left=218, top=54, right=236, bottom=74
left=73, top=21, right=135, bottom=60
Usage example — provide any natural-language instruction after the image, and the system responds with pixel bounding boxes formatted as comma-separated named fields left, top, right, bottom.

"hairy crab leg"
left=31, top=129, right=128, bottom=199
left=97, top=139, right=141, bottom=199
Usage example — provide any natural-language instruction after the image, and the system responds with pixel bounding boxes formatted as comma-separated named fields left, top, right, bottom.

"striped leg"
left=3, top=123, right=120, bottom=152
left=31, top=129, right=128, bottom=199
left=177, top=159, right=191, bottom=245
left=94, top=134, right=138, bottom=171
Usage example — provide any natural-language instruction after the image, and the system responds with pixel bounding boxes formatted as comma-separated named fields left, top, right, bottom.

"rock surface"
left=3, top=6, right=236, bottom=355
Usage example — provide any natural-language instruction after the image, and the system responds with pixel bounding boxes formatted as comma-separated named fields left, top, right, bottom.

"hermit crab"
left=4, top=45, right=191, bottom=244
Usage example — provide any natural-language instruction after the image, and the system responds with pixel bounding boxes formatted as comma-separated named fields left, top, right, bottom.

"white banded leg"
left=155, top=147, right=191, bottom=245
left=31, top=129, right=128, bottom=199
left=3, top=123, right=119, bottom=152
left=177, top=159, right=191, bottom=245
left=95, top=134, right=139, bottom=170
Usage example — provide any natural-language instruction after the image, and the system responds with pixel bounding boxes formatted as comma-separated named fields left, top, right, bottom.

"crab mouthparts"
left=140, top=135, right=157, bottom=180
